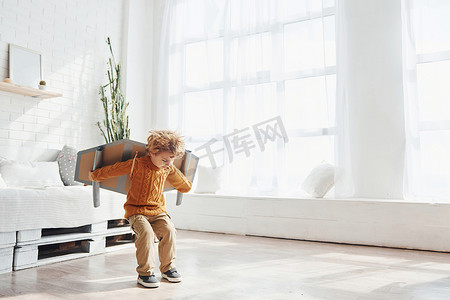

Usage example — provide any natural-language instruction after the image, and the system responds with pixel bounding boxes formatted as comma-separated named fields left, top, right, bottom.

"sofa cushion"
left=56, top=145, right=81, bottom=186
left=0, top=160, right=63, bottom=187
left=0, top=186, right=126, bottom=232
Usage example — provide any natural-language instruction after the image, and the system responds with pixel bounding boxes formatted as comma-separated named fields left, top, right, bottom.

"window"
left=166, top=0, right=336, bottom=195
left=405, top=0, right=450, bottom=199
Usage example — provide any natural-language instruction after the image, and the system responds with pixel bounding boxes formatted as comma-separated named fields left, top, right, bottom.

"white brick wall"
left=0, top=0, right=125, bottom=150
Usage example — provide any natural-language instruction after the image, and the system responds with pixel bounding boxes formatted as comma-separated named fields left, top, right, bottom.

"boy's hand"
left=88, top=171, right=94, bottom=181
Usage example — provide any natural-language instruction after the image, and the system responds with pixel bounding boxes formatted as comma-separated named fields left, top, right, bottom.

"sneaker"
left=137, top=274, right=160, bottom=288
left=162, top=268, right=182, bottom=283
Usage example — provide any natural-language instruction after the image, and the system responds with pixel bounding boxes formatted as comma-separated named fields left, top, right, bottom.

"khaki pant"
left=128, top=213, right=177, bottom=276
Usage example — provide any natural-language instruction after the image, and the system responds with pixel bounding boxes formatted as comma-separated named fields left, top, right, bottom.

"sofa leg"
left=89, top=222, right=107, bottom=233
left=13, top=245, right=38, bottom=270
left=17, top=229, right=42, bottom=243
left=82, top=237, right=105, bottom=254
left=0, top=247, right=14, bottom=274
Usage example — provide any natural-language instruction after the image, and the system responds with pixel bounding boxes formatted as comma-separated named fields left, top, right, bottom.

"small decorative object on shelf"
left=38, top=80, right=46, bottom=90
left=0, top=78, right=62, bottom=99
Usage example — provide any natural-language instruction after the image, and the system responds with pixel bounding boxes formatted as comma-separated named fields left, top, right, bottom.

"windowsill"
left=166, top=190, right=450, bottom=205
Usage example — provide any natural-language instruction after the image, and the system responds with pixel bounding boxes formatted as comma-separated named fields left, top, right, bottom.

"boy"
left=89, top=130, right=192, bottom=288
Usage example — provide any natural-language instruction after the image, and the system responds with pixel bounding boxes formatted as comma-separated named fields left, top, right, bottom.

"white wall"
left=122, top=0, right=153, bottom=142
left=121, top=0, right=166, bottom=142
left=0, top=0, right=126, bottom=150
left=337, top=0, right=405, bottom=199
left=123, top=0, right=168, bottom=133
left=149, top=0, right=169, bottom=130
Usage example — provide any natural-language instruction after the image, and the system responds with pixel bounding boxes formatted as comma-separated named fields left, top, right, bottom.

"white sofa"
left=0, top=146, right=130, bottom=274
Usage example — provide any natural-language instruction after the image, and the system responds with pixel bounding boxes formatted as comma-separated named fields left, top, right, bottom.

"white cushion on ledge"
left=194, top=165, right=224, bottom=194
left=0, top=160, right=63, bottom=187
left=301, top=163, right=335, bottom=198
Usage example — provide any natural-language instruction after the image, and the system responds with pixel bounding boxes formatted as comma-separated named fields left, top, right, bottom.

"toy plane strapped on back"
left=74, top=139, right=199, bottom=208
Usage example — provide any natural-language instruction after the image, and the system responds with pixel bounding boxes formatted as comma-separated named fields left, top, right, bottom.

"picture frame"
left=8, top=44, right=42, bottom=88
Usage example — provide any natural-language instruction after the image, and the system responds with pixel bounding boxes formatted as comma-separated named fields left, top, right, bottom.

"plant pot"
left=38, top=85, right=46, bottom=90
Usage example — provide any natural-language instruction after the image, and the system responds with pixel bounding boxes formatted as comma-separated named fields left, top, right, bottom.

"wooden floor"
left=1, top=230, right=450, bottom=300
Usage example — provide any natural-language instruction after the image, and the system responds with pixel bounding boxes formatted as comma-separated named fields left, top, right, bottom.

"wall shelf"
left=0, top=81, right=62, bottom=99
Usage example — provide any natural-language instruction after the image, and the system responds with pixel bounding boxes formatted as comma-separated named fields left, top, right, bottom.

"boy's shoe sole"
left=137, top=277, right=160, bottom=288
left=162, top=274, right=182, bottom=283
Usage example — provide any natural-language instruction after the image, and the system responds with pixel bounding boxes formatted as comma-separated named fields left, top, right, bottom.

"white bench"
left=166, top=192, right=450, bottom=252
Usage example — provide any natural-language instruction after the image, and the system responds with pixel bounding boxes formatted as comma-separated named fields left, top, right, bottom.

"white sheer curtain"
left=402, top=0, right=450, bottom=201
left=334, top=0, right=354, bottom=197
left=157, top=0, right=336, bottom=196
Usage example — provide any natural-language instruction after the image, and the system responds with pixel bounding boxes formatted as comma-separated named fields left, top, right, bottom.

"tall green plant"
left=97, top=37, right=130, bottom=143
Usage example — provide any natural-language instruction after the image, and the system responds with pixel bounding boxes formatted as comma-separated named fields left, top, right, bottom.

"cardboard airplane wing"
left=74, top=139, right=199, bottom=207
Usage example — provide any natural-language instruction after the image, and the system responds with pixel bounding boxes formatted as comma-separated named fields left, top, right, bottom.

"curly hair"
left=146, top=130, right=185, bottom=158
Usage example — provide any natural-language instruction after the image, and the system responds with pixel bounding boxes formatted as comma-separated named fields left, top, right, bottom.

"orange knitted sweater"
left=91, top=155, right=192, bottom=219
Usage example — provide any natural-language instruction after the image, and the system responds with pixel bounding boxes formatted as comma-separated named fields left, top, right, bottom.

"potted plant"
left=38, top=80, right=46, bottom=90
left=97, top=37, right=130, bottom=143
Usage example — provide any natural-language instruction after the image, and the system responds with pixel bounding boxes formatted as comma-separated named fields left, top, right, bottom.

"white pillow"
left=301, top=163, right=334, bottom=198
left=0, top=160, right=64, bottom=187
left=194, top=165, right=224, bottom=194
left=0, top=173, right=6, bottom=188
left=56, top=145, right=82, bottom=186
left=0, top=157, right=8, bottom=188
